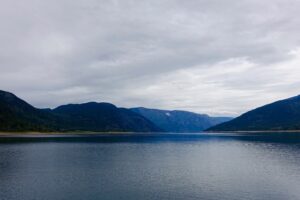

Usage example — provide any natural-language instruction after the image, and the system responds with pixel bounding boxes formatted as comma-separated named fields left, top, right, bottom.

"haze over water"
left=0, top=133, right=300, bottom=200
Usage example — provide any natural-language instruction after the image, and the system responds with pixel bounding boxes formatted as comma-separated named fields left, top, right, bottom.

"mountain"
left=131, top=107, right=232, bottom=132
left=52, top=102, right=161, bottom=132
left=0, top=90, right=59, bottom=131
left=0, top=90, right=160, bottom=132
left=207, top=95, right=300, bottom=131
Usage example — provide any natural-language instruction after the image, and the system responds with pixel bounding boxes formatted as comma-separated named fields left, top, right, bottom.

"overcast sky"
left=1, top=0, right=300, bottom=116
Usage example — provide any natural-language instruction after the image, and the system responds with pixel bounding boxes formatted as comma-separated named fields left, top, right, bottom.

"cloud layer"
left=1, top=0, right=300, bottom=116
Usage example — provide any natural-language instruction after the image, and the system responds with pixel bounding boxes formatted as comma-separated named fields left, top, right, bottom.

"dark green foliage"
left=207, top=95, right=300, bottom=131
left=131, top=107, right=232, bottom=132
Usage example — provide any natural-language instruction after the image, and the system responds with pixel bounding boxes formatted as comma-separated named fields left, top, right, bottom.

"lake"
left=0, top=133, right=300, bottom=200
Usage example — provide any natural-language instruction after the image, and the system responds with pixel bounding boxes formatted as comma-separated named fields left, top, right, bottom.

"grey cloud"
left=0, top=0, right=300, bottom=115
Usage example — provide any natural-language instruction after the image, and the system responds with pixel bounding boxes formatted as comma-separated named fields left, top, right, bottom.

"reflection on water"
left=0, top=133, right=300, bottom=200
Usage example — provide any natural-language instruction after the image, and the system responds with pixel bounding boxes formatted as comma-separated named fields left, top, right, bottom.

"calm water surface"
left=0, top=133, right=300, bottom=200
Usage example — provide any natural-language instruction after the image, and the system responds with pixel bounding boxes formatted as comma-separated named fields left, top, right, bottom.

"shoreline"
left=205, top=130, right=300, bottom=133
left=1, top=130, right=300, bottom=137
left=0, top=131, right=138, bottom=136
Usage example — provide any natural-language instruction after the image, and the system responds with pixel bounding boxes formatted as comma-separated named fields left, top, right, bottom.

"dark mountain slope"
left=0, top=90, right=58, bottom=131
left=131, top=107, right=232, bottom=132
left=207, top=95, right=300, bottom=131
left=0, top=90, right=160, bottom=132
left=52, top=103, right=161, bottom=132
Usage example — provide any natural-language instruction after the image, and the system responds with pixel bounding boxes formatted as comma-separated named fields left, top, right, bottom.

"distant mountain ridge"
left=0, top=90, right=233, bottom=133
left=131, top=107, right=232, bottom=132
left=207, top=95, right=300, bottom=131
left=52, top=102, right=161, bottom=132
left=0, top=90, right=160, bottom=132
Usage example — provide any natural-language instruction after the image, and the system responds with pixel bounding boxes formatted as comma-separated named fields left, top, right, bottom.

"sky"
left=1, top=0, right=300, bottom=116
